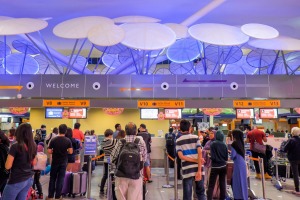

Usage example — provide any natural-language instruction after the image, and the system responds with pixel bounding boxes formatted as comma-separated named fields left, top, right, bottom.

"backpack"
left=115, top=138, right=143, bottom=180
left=166, top=133, right=175, bottom=146
left=33, top=152, right=47, bottom=170
left=137, top=132, right=151, bottom=153
left=34, top=129, right=42, bottom=142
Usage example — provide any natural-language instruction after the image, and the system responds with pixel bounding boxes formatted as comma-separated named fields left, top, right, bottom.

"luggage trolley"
left=271, top=148, right=283, bottom=190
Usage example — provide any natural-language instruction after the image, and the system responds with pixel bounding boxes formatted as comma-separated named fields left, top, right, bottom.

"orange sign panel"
left=43, top=99, right=90, bottom=107
left=233, top=100, right=280, bottom=108
left=137, top=100, right=185, bottom=108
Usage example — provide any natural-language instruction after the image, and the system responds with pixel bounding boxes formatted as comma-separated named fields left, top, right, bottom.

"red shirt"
left=72, top=129, right=84, bottom=141
left=247, top=129, right=266, bottom=150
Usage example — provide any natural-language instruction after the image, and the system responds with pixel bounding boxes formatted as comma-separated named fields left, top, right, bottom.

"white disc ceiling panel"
left=188, top=23, right=249, bottom=46
left=53, top=16, right=114, bottom=39
left=165, top=23, right=189, bottom=39
left=241, top=23, right=279, bottom=39
left=248, top=36, right=300, bottom=51
left=120, top=23, right=176, bottom=50
left=0, top=16, right=13, bottom=21
left=113, top=16, right=160, bottom=24
left=0, top=18, right=48, bottom=35
left=88, top=24, right=125, bottom=46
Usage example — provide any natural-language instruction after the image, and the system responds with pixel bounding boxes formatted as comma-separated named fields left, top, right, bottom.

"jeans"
left=100, top=163, right=108, bottom=192
left=251, top=151, right=268, bottom=174
left=290, top=160, right=300, bottom=192
left=2, top=177, right=33, bottom=200
left=182, top=176, right=206, bottom=200
left=0, top=177, right=8, bottom=196
left=48, top=164, right=67, bottom=199
left=33, top=170, right=43, bottom=195
left=207, top=166, right=227, bottom=200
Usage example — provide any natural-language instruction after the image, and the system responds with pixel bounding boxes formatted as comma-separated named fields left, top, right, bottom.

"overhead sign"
left=233, top=100, right=280, bottom=108
left=138, top=100, right=185, bottom=108
left=84, top=135, right=97, bottom=155
left=236, top=108, right=254, bottom=119
left=260, top=108, right=278, bottom=119
left=43, top=99, right=90, bottom=107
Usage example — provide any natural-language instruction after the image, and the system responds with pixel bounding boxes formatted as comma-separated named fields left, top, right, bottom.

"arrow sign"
left=0, top=86, right=23, bottom=91
left=182, top=78, right=227, bottom=83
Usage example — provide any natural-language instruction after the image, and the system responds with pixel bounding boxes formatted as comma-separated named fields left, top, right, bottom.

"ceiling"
left=0, top=0, right=300, bottom=75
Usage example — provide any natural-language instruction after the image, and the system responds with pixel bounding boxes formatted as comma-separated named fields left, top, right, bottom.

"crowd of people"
left=0, top=120, right=300, bottom=200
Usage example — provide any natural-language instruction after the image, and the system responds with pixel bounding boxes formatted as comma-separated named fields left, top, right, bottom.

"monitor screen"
left=164, top=109, right=182, bottom=119
left=45, top=108, right=63, bottom=119
left=140, top=108, right=159, bottom=120
left=236, top=109, right=254, bottom=119
left=253, top=118, right=263, bottom=124
left=68, top=108, right=87, bottom=119
left=259, top=108, right=278, bottom=119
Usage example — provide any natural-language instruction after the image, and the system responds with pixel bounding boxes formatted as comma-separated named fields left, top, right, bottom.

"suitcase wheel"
left=72, top=194, right=75, bottom=198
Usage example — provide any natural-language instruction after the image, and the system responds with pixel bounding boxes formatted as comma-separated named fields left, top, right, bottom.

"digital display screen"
left=236, top=109, right=254, bottom=119
left=259, top=109, right=278, bottom=119
left=164, top=109, right=182, bottom=119
left=45, top=108, right=63, bottom=119
left=140, top=109, right=159, bottom=120
left=68, top=108, right=87, bottom=119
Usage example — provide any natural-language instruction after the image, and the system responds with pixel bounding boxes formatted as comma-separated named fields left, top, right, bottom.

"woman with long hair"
left=0, top=131, right=10, bottom=196
left=2, top=123, right=37, bottom=200
left=226, top=130, right=233, bottom=151
left=231, top=129, right=248, bottom=200
left=65, top=128, right=80, bottom=171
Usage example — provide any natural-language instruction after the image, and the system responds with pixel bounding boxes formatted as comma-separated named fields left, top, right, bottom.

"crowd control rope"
left=91, top=153, right=105, bottom=161
left=167, top=154, right=175, bottom=162
left=249, top=157, right=260, bottom=161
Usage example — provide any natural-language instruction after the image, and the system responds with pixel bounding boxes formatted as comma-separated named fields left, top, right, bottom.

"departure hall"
left=0, top=0, right=300, bottom=200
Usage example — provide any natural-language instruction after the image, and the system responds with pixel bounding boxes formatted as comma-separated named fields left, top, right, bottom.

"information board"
left=259, top=108, right=278, bottom=119
left=138, top=100, right=185, bottom=108
left=84, top=135, right=97, bottom=155
left=43, top=99, right=90, bottom=107
left=233, top=100, right=280, bottom=108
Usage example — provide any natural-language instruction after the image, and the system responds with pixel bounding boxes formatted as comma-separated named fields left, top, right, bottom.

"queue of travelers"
left=0, top=120, right=300, bottom=200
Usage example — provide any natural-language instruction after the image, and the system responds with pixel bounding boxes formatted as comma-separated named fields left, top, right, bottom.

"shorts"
left=144, top=153, right=150, bottom=167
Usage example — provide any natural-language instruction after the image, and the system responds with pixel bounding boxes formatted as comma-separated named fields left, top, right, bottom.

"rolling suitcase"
left=61, top=172, right=72, bottom=196
left=71, top=171, right=87, bottom=198
left=226, top=161, right=234, bottom=185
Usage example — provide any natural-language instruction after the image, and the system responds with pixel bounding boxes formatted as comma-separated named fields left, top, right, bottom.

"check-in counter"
left=266, top=137, right=286, bottom=151
left=150, top=137, right=166, bottom=167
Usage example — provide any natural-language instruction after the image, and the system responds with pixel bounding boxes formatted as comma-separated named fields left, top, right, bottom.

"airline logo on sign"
left=138, top=100, right=185, bottom=108
left=43, top=99, right=90, bottom=107
left=233, top=100, right=280, bottom=108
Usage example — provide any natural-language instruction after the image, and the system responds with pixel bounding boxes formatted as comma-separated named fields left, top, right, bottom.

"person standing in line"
left=283, top=127, right=300, bottom=195
left=176, top=120, right=205, bottom=200
left=65, top=128, right=80, bottom=172
left=165, top=127, right=176, bottom=168
left=40, top=125, right=47, bottom=143
left=231, top=129, right=248, bottom=200
left=0, top=131, right=10, bottom=197
left=137, top=124, right=152, bottom=182
left=32, top=142, right=45, bottom=199
left=8, top=128, right=16, bottom=146
left=47, top=124, right=73, bottom=200
left=99, top=129, right=118, bottom=195
left=116, top=130, right=126, bottom=139
left=246, top=126, right=271, bottom=179
left=45, top=127, right=58, bottom=146
left=113, top=123, right=122, bottom=139
left=226, top=130, right=233, bottom=152
left=2, top=124, right=37, bottom=200
left=206, top=130, right=228, bottom=200
left=72, top=123, right=84, bottom=142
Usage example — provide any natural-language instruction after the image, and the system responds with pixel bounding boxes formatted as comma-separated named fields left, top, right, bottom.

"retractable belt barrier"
left=162, top=151, right=174, bottom=189
left=91, top=153, right=105, bottom=161
left=249, top=156, right=267, bottom=199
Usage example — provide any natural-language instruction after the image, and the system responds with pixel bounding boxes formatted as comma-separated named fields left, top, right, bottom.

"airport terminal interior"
left=1, top=0, right=300, bottom=199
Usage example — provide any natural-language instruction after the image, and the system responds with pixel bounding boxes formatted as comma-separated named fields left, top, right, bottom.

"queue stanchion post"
left=162, top=151, right=174, bottom=188
left=107, top=157, right=112, bottom=200
left=259, top=157, right=266, bottom=199
left=174, top=157, right=179, bottom=200
left=87, top=155, right=95, bottom=200
left=164, top=148, right=167, bottom=176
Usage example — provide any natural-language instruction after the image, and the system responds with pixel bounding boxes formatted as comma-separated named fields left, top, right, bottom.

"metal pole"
left=174, top=157, right=178, bottom=200
left=107, top=157, right=112, bottom=200
left=259, top=158, right=266, bottom=199
left=162, top=151, right=174, bottom=188
left=87, top=155, right=92, bottom=199
left=164, top=148, right=167, bottom=176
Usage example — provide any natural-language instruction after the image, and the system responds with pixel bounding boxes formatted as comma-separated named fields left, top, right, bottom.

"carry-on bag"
left=70, top=171, right=87, bottom=197
left=61, top=171, right=72, bottom=196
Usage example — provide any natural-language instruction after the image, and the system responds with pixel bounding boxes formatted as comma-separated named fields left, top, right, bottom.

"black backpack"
left=115, top=138, right=142, bottom=180
left=166, top=133, right=175, bottom=146
left=34, top=129, right=42, bottom=142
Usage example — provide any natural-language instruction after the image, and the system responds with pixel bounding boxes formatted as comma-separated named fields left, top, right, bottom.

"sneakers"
left=147, top=180, right=153, bottom=183
left=46, top=197, right=54, bottom=200
left=264, top=173, right=272, bottom=179
left=292, top=191, right=300, bottom=195
left=37, top=194, right=43, bottom=199
left=255, top=173, right=261, bottom=179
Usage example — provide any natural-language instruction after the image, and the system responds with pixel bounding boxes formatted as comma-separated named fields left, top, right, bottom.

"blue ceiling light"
left=224, top=56, right=256, bottom=75
left=12, top=39, right=40, bottom=55
left=246, top=48, right=276, bottom=68
left=3, top=53, right=39, bottom=74
left=205, top=45, right=243, bottom=64
left=35, top=54, right=61, bottom=74
left=0, top=41, right=12, bottom=60
left=169, top=62, right=193, bottom=74
left=167, top=38, right=202, bottom=63
left=268, top=52, right=300, bottom=74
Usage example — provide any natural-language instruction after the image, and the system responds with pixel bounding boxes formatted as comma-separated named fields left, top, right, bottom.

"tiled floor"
left=40, top=164, right=300, bottom=200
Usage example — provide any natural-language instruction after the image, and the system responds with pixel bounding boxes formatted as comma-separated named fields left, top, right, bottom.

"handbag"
left=251, top=132, right=266, bottom=154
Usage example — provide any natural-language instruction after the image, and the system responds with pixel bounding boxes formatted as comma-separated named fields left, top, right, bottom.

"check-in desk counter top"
left=150, top=137, right=166, bottom=167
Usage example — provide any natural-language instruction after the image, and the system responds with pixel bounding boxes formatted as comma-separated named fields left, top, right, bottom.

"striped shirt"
left=176, top=134, right=204, bottom=179
left=111, top=135, right=147, bottom=165
left=101, top=138, right=117, bottom=163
